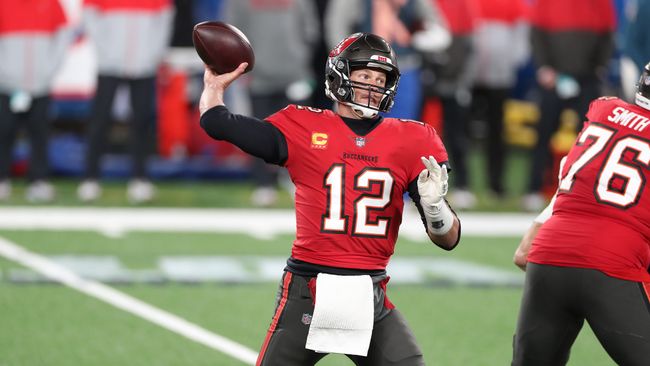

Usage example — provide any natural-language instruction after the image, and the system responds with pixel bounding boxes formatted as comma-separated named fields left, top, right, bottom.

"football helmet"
left=635, top=62, right=650, bottom=110
left=325, top=33, right=400, bottom=118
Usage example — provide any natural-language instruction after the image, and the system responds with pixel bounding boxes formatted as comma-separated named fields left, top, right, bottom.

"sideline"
left=0, top=207, right=535, bottom=239
left=0, top=236, right=258, bottom=365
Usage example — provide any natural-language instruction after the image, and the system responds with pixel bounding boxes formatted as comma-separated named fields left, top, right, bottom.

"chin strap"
left=350, top=104, right=378, bottom=119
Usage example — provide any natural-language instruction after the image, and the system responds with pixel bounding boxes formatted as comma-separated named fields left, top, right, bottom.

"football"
left=192, top=21, right=255, bottom=75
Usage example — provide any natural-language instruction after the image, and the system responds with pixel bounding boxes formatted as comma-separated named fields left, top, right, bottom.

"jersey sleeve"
left=265, top=105, right=303, bottom=168
left=408, top=123, right=449, bottom=183
left=585, top=98, right=602, bottom=122
left=586, top=96, right=619, bottom=123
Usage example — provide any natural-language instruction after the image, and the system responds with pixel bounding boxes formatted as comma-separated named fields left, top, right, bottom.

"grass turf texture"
left=0, top=230, right=614, bottom=365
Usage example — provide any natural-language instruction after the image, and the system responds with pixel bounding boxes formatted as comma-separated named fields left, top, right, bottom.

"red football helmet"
left=325, top=33, right=400, bottom=118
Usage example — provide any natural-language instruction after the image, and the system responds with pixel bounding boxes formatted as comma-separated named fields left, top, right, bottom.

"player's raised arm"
left=199, top=63, right=248, bottom=116
left=197, top=64, right=288, bottom=166
left=417, top=155, right=461, bottom=249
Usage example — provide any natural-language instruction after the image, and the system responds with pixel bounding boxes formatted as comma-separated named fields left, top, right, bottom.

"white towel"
left=305, top=273, right=374, bottom=356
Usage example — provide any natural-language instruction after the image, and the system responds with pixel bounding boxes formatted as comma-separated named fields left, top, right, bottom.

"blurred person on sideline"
left=522, top=0, right=616, bottom=212
left=511, top=63, right=650, bottom=365
left=423, top=0, right=478, bottom=210
left=224, top=0, right=318, bottom=207
left=325, top=0, right=451, bottom=121
left=310, top=0, right=336, bottom=110
left=77, top=0, right=174, bottom=204
left=199, top=32, right=461, bottom=365
left=0, top=0, right=74, bottom=202
left=621, top=0, right=650, bottom=101
left=471, top=0, right=529, bottom=201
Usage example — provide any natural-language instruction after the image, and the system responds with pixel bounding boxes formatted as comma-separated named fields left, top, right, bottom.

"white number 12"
left=321, top=164, right=394, bottom=237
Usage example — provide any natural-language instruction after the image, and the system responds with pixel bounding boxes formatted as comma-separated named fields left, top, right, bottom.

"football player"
left=199, top=33, right=460, bottom=365
left=511, top=63, right=650, bottom=365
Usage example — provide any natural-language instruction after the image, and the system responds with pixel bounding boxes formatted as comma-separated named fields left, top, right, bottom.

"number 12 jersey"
left=267, top=105, right=449, bottom=271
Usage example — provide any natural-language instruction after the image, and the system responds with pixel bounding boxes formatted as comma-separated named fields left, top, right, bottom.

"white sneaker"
left=77, top=180, right=102, bottom=202
left=0, top=180, right=11, bottom=201
left=250, top=186, right=278, bottom=207
left=25, top=180, right=55, bottom=203
left=127, top=179, right=156, bottom=204
left=449, top=189, right=477, bottom=210
left=522, top=193, right=547, bottom=212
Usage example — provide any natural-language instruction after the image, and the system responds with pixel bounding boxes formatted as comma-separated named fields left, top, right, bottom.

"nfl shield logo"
left=354, top=137, right=366, bottom=148
left=301, top=313, right=312, bottom=325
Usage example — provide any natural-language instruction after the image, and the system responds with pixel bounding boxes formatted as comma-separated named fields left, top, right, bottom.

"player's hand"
left=199, top=62, right=248, bottom=116
left=418, top=155, right=448, bottom=206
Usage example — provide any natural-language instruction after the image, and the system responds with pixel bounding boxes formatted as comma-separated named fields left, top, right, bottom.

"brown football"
left=192, top=21, right=255, bottom=74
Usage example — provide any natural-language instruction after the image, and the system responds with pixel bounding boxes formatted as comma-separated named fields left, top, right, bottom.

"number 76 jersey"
left=530, top=97, right=650, bottom=282
left=267, top=105, right=449, bottom=271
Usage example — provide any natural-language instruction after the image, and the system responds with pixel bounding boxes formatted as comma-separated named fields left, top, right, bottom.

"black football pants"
left=512, top=263, right=650, bottom=366
left=83, top=75, right=156, bottom=179
left=471, top=86, right=508, bottom=196
left=526, top=79, right=599, bottom=193
left=0, top=94, right=51, bottom=182
left=256, top=271, right=425, bottom=366
left=440, top=94, right=471, bottom=189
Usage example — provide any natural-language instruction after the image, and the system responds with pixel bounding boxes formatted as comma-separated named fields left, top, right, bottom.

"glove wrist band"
left=423, top=200, right=454, bottom=235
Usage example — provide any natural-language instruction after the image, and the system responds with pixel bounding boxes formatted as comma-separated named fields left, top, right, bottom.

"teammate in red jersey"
left=199, top=33, right=461, bottom=365
left=511, top=63, right=650, bottom=366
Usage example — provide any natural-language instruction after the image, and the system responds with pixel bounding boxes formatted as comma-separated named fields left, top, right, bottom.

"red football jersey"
left=529, top=97, right=650, bottom=282
left=267, top=105, right=449, bottom=270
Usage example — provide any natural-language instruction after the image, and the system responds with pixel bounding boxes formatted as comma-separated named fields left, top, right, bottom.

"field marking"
left=0, top=207, right=535, bottom=239
left=0, top=236, right=258, bottom=365
left=6, top=255, right=523, bottom=287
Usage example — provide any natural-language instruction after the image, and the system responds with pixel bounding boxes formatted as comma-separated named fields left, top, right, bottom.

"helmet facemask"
left=636, top=62, right=650, bottom=111
left=325, top=33, right=400, bottom=119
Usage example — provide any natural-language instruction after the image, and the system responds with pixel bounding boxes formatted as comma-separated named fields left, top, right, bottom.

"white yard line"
left=0, top=237, right=258, bottom=365
left=0, top=206, right=535, bottom=238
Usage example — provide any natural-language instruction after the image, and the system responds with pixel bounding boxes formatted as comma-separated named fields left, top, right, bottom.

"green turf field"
left=0, top=228, right=615, bottom=365
left=0, top=147, right=612, bottom=365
